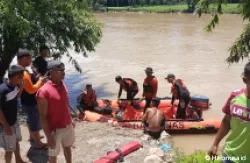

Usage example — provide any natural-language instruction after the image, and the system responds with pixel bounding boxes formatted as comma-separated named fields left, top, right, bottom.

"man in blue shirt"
left=0, top=65, right=26, bottom=163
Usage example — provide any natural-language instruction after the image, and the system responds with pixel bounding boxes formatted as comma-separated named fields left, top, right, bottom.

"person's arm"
left=118, top=85, right=122, bottom=99
left=23, top=71, right=43, bottom=94
left=152, top=78, right=158, bottom=98
left=36, top=91, right=51, bottom=140
left=0, top=93, right=12, bottom=135
left=17, top=80, right=24, bottom=97
left=142, top=109, right=149, bottom=122
left=212, top=114, right=231, bottom=145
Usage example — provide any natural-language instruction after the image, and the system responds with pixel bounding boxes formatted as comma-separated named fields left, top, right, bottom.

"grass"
left=107, top=3, right=241, bottom=14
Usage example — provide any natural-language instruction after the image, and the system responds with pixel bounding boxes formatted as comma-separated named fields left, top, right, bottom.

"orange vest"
left=82, top=90, right=97, bottom=105
left=171, top=79, right=186, bottom=98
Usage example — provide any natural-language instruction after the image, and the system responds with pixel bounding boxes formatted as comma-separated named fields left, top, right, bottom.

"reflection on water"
left=61, top=13, right=245, bottom=154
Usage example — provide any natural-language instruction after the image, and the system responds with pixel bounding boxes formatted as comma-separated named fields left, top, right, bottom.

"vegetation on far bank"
left=106, top=3, right=240, bottom=14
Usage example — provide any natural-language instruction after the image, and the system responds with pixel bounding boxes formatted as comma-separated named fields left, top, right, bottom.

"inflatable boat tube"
left=112, top=119, right=221, bottom=134
left=93, top=141, right=142, bottom=163
left=82, top=111, right=220, bottom=134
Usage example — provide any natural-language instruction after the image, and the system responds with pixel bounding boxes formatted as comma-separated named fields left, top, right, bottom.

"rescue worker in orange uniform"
left=165, top=73, right=190, bottom=119
left=115, top=76, right=139, bottom=100
left=78, top=84, right=112, bottom=114
left=142, top=67, right=158, bottom=113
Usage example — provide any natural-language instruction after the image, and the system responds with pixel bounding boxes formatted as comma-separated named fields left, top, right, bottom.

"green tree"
left=195, top=0, right=250, bottom=64
left=0, top=0, right=102, bottom=81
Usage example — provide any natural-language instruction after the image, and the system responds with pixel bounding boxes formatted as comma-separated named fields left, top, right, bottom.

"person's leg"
left=131, top=90, right=138, bottom=99
left=1, top=126, right=16, bottom=163
left=48, top=130, right=62, bottom=163
left=175, top=100, right=186, bottom=119
left=29, top=105, right=46, bottom=148
left=62, top=124, right=75, bottom=163
left=13, top=122, right=25, bottom=163
left=144, top=98, right=152, bottom=114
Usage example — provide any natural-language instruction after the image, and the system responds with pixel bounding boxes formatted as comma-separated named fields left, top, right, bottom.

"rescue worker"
left=142, top=67, right=158, bottom=113
left=165, top=73, right=190, bottom=119
left=77, top=84, right=112, bottom=114
left=115, top=76, right=139, bottom=100
left=142, top=98, right=165, bottom=140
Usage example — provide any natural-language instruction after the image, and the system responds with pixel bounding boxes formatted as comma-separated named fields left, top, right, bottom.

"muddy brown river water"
left=61, top=12, right=247, bottom=154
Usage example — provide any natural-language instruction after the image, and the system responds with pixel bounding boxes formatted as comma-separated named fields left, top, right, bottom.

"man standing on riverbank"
left=33, top=45, right=50, bottom=76
left=37, top=60, right=75, bottom=163
left=142, top=67, right=158, bottom=113
left=208, top=62, right=250, bottom=163
left=0, top=65, right=26, bottom=163
left=17, top=49, right=47, bottom=149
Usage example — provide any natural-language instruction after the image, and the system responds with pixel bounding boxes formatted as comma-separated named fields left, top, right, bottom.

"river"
left=62, top=13, right=245, bottom=154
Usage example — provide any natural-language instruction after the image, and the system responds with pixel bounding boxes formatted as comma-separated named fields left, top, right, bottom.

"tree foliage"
left=195, top=0, right=250, bottom=64
left=0, top=0, right=102, bottom=80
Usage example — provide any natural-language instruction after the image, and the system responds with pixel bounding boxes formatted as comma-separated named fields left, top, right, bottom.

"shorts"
left=22, top=105, right=41, bottom=132
left=0, top=122, right=22, bottom=152
left=148, top=130, right=163, bottom=140
left=49, top=124, right=75, bottom=157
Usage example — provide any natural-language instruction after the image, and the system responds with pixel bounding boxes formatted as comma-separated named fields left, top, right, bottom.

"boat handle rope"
left=106, top=148, right=124, bottom=162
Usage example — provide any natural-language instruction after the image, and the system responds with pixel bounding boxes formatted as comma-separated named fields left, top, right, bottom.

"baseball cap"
left=47, top=60, right=65, bottom=71
left=165, top=73, right=175, bottom=79
left=16, top=49, right=31, bottom=59
left=144, top=67, right=153, bottom=73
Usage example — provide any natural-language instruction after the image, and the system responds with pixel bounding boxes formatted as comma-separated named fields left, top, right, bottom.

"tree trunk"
left=0, top=32, right=19, bottom=83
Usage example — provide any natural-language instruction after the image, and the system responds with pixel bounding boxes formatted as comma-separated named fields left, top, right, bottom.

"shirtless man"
left=142, top=98, right=165, bottom=140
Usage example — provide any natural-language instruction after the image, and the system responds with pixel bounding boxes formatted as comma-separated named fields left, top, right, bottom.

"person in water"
left=165, top=73, right=190, bottom=119
left=115, top=76, right=139, bottom=101
left=77, top=84, right=112, bottom=114
left=207, top=62, right=250, bottom=163
left=142, top=67, right=158, bottom=113
left=142, top=98, right=165, bottom=140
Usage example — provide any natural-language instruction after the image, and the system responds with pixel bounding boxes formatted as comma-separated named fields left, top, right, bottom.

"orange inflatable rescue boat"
left=78, top=95, right=221, bottom=134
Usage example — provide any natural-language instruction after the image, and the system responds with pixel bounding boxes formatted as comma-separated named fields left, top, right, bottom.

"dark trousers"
left=176, top=97, right=190, bottom=119
left=127, top=90, right=138, bottom=100
left=144, top=98, right=152, bottom=114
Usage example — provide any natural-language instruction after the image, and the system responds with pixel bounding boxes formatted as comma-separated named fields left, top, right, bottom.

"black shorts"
left=147, top=130, right=164, bottom=140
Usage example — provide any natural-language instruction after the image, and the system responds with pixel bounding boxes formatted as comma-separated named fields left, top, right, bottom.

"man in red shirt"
left=36, top=61, right=75, bottom=163
left=142, top=67, right=158, bottom=113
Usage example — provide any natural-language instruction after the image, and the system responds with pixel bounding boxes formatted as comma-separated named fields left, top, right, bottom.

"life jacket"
left=82, top=90, right=97, bottom=105
left=171, top=79, right=190, bottom=99
left=121, top=78, right=138, bottom=91
left=143, top=76, right=156, bottom=93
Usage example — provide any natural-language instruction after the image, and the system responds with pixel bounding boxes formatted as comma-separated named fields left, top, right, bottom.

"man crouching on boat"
left=142, top=98, right=166, bottom=140
left=77, top=84, right=112, bottom=115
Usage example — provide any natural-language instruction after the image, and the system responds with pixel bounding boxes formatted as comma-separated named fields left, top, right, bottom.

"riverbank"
left=12, top=111, right=222, bottom=163
left=106, top=3, right=240, bottom=14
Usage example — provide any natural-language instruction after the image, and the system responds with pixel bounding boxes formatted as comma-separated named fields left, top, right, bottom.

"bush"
left=175, top=150, right=221, bottom=163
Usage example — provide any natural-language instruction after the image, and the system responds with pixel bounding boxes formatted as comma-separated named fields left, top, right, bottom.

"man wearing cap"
left=142, top=98, right=165, bottom=140
left=17, top=49, right=47, bottom=149
left=142, top=67, right=158, bottom=113
left=207, top=62, right=250, bottom=163
left=165, top=73, right=190, bottom=119
left=33, top=45, right=50, bottom=76
left=36, top=60, right=75, bottom=163
left=0, top=65, right=26, bottom=163
left=115, top=76, right=139, bottom=100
